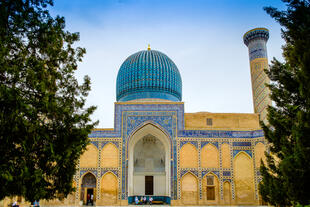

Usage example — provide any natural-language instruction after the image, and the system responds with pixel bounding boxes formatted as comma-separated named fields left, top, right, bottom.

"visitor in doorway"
left=90, top=194, right=94, bottom=205
left=149, top=196, right=153, bottom=205
left=87, top=194, right=90, bottom=205
left=139, top=197, right=143, bottom=204
left=135, top=196, right=139, bottom=205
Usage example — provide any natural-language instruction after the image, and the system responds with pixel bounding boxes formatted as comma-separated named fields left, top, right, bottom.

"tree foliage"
left=259, top=0, right=310, bottom=206
left=0, top=0, right=97, bottom=202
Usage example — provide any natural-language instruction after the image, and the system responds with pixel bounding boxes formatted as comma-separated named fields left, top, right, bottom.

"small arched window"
left=206, top=175, right=215, bottom=200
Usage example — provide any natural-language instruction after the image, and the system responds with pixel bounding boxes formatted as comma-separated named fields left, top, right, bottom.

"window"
left=207, top=176, right=214, bottom=185
left=206, top=175, right=215, bottom=200
left=206, top=118, right=213, bottom=126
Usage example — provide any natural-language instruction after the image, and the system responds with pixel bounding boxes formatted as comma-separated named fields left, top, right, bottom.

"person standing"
left=135, top=196, right=139, bottom=205
left=87, top=194, right=90, bottom=205
left=149, top=196, right=153, bottom=205
left=90, top=194, right=94, bottom=205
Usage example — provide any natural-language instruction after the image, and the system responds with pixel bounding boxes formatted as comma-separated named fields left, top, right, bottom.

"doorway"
left=81, top=173, right=96, bottom=205
left=145, top=176, right=154, bottom=195
left=86, top=188, right=94, bottom=205
left=128, top=124, right=171, bottom=197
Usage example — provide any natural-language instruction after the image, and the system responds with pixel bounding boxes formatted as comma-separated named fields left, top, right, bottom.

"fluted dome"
left=116, top=49, right=182, bottom=102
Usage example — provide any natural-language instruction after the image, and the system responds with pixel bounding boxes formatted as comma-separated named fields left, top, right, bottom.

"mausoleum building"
left=3, top=28, right=271, bottom=206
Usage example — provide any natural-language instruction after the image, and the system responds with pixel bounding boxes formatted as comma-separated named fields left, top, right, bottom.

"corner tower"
left=243, top=28, right=271, bottom=124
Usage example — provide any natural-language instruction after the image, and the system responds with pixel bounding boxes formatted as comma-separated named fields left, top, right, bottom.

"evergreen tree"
left=0, top=0, right=97, bottom=202
left=259, top=0, right=310, bottom=206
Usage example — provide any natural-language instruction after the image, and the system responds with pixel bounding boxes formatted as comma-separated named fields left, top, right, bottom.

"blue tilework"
left=201, top=170, right=220, bottom=179
left=80, top=170, right=98, bottom=178
left=233, top=142, right=251, bottom=146
left=223, top=171, right=231, bottom=176
left=116, top=50, right=182, bottom=101
left=243, top=28, right=269, bottom=61
left=180, top=141, right=198, bottom=148
left=201, top=141, right=219, bottom=149
left=88, top=103, right=185, bottom=138
left=180, top=170, right=198, bottom=178
left=121, top=111, right=178, bottom=200
left=86, top=103, right=265, bottom=201
left=233, top=150, right=252, bottom=158
left=101, top=141, right=119, bottom=149
left=178, top=129, right=264, bottom=138
left=243, top=28, right=269, bottom=46
left=90, top=141, right=99, bottom=149
left=101, top=170, right=119, bottom=178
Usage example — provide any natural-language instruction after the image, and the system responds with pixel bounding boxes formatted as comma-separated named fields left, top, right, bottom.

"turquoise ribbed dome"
left=116, top=49, right=182, bottom=102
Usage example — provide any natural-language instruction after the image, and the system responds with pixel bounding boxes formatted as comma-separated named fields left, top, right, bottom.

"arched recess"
left=181, top=172, right=198, bottom=205
left=128, top=123, right=171, bottom=197
left=201, top=172, right=219, bottom=203
left=98, top=172, right=118, bottom=205
left=254, top=142, right=266, bottom=168
left=221, top=143, right=231, bottom=168
left=180, top=143, right=198, bottom=168
left=201, top=144, right=219, bottom=168
left=233, top=152, right=254, bottom=204
left=80, top=172, right=97, bottom=205
left=101, top=143, right=118, bottom=168
left=80, top=144, right=98, bottom=168
left=223, top=181, right=231, bottom=205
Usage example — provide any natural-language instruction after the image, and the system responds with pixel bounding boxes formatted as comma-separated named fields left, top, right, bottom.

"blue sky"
left=49, top=0, right=286, bottom=128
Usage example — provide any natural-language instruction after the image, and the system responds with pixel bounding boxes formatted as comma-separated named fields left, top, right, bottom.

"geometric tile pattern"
left=76, top=102, right=265, bottom=203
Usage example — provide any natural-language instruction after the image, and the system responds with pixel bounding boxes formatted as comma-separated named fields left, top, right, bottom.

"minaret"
left=243, top=28, right=271, bottom=124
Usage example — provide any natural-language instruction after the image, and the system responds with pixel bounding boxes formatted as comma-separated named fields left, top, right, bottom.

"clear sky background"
left=49, top=0, right=286, bottom=128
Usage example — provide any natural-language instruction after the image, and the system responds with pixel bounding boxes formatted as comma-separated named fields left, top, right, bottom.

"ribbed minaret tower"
left=243, top=28, right=271, bottom=124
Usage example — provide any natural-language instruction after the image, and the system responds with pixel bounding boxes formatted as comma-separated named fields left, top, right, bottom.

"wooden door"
left=145, top=176, right=153, bottom=195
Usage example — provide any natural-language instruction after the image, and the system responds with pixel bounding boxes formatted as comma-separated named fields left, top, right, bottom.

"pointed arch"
left=80, top=143, right=98, bottom=168
left=80, top=171, right=97, bottom=180
left=101, top=143, right=119, bottom=168
left=221, top=143, right=231, bottom=168
left=201, top=172, right=219, bottom=203
left=128, top=123, right=171, bottom=197
left=98, top=172, right=118, bottom=205
left=126, top=121, right=173, bottom=159
left=181, top=172, right=198, bottom=205
left=201, top=143, right=219, bottom=168
left=180, top=143, right=198, bottom=168
left=80, top=172, right=97, bottom=205
left=233, top=152, right=254, bottom=204
left=223, top=181, right=231, bottom=204
left=254, top=142, right=266, bottom=168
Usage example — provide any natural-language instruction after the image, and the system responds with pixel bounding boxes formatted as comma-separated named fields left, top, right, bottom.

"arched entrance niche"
left=80, top=172, right=96, bottom=205
left=128, top=123, right=171, bottom=197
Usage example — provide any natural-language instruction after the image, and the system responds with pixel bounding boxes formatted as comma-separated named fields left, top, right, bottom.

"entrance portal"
left=145, top=176, right=154, bottom=195
left=81, top=173, right=96, bottom=205
left=128, top=124, right=171, bottom=198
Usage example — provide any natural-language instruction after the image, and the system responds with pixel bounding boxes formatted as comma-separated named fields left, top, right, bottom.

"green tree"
left=0, top=0, right=97, bottom=202
left=259, top=0, right=310, bottom=206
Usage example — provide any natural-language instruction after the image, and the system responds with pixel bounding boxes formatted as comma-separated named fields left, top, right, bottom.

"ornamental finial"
left=147, top=44, right=151, bottom=50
